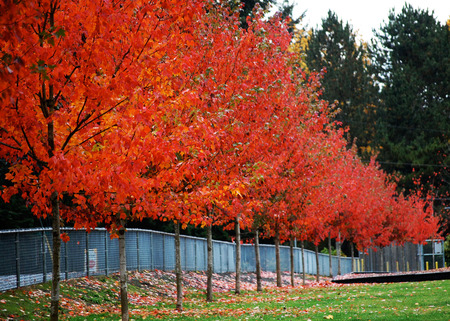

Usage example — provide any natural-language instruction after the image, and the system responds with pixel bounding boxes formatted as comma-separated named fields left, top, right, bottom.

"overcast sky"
left=286, top=0, right=450, bottom=42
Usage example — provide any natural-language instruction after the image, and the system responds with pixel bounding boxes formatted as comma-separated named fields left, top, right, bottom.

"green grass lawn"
left=1, top=274, right=449, bottom=320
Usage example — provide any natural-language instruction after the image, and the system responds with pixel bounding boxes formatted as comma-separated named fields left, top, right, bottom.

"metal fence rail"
left=0, top=228, right=355, bottom=291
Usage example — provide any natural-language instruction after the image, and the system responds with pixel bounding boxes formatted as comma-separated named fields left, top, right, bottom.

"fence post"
left=105, top=230, right=109, bottom=276
left=15, top=232, right=20, bottom=288
left=150, top=232, right=153, bottom=270
left=184, top=236, right=187, bottom=271
left=136, top=231, right=140, bottom=272
left=204, top=240, right=207, bottom=273
left=42, top=231, right=47, bottom=283
left=86, top=231, right=90, bottom=277
left=64, top=237, right=69, bottom=280
left=194, top=239, right=197, bottom=271
left=162, top=234, right=165, bottom=271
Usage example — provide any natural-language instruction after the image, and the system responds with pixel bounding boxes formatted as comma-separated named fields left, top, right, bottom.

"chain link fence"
left=0, top=228, right=355, bottom=291
left=359, top=240, right=445, bottom=273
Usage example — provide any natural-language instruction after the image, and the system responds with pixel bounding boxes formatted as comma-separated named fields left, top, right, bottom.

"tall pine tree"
left=372, top=4, right=450, bottom=204
left=225, top=0, right=275, bottom=29
left=305, top=11, right=378, bottom=155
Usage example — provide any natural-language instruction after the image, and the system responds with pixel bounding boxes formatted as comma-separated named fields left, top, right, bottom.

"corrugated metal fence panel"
left=151, top=232, right=164, bottom=270
left=164, top=234, right=175, bottom=271
left=260, top=245, right=276, bottom=272
left=196, top=239, right=207, bottom=271
left=241, top=244, right=256, bottom=272
left=126, top=232, right=138, bottom=271
left=138, top=232, right=152, bottom=271
left=318, top=253, right=329, bottom=277
left=280, top=246, right=290, bottom=272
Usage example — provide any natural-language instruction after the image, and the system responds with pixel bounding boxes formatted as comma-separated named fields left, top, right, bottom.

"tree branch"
left=75, top=125, right=117, bottom=149
left=20, top=126, right=47, bottom=167
left=0, top=141, right=22, bottom=151
left=79, top=98, right=128, bottom=130
left=54, top=65, right=81, bottom=102
left=61, top=97, right=90, bottom=151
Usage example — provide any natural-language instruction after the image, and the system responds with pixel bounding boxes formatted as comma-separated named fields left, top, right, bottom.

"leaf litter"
left=1, top=270, right=334, bottom=319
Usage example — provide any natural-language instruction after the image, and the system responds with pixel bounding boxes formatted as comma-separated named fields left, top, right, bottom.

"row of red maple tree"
left=0, top=0, right=440, bottom=320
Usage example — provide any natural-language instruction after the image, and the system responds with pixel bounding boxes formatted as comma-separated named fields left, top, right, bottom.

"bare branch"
left=54, top=65, right=81, bottom=102
left=76, top=96, right=89, bottom=125
left=61, top=97, right=90, bottom=151
left=112, top=47, right=131, bottom=78
left=20, top=126, right=47, bottom=168
left=0, top=126, right=22, bottom=149
left=62, top=98, right=126, bottom=151
left=75, top=125, right=117, bottom=149
left=0, top=141, right=22, bottom=151
left=79, top=97, right=128, bottom=130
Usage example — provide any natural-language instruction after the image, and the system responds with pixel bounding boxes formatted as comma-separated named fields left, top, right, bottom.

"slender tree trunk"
left=301, top=240, right=306, bottom=285
left=254, top=229, right=262, bottom=291
left=328, top=234, right=333, bottom=277
left=44, top=8, right=60, bottom=316
left=350, top=242, right=355, bottom=272
left=363, top=248, right=366, bottom=272
left=275, top=228, right=281, bottom=287
left=289, top=238, right=295, bottom=287
left=235, top=215, right=241, bottom=294
left=119, top=222, right=129, bottom=321
left=315, top=244, right=320, bottom=282
left=206, top=222, right=213, bottom=301
left=337, top=231, right=341, bottom=276
left=50, top=192, right=60, bottom=321
left=174, top=221, right=183, bottom=311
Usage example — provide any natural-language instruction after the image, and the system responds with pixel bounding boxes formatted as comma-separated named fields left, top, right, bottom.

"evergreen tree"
left=0, top=159, right=38, bottom=229
left=305, top=11, right=379, bottom=156
left=225, top=0, right=275, bottom=29
left=226, top=0, right=301, bottom=31
left=371, top=4, right=450, bottom=201
left=277, top=0, right=303, bottom=34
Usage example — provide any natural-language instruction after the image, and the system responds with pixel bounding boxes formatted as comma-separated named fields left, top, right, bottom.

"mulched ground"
left=128, top=269, right=330, bottom=295
left=42, top=270, right=333, bottom=318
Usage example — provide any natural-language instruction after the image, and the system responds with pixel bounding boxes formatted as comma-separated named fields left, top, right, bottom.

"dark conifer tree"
left=305, top=11, right=379, bottom=156
left=371, top=4, right=449, bottom=201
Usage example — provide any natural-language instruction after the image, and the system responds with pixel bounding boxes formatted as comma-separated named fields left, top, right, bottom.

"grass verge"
left=1, top=272, right=449, bottom=320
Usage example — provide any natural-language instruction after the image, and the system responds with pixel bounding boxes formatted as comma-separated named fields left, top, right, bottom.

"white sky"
left=286, top=0, right=450, bottom=42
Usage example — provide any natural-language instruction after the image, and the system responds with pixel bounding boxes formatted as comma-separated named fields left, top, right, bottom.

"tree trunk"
left=337, top=231, right=341, bottom=276
left=206, top=222, right=213, bottom=302
left=301, top=240, right=306, bottom=285
left=315, top=244, right=320, bottom=282
left=289, top=238, right=295, bottom=287
left=254, top=229, right=262, bottom=291
left=328, top=234, right=333, bottom=277
left=175, top=221, right=183, bottom=311
left=50, top=192, right=60, bottom=321
left=119, top=222, right=129, bottom=321
left=275, top=228, right=281, bottom=287
left=45, top=10, right=60, bottom=314
left=350, top=242, right=355, bottom=272
left=235, top=215, right=241, bottom=294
